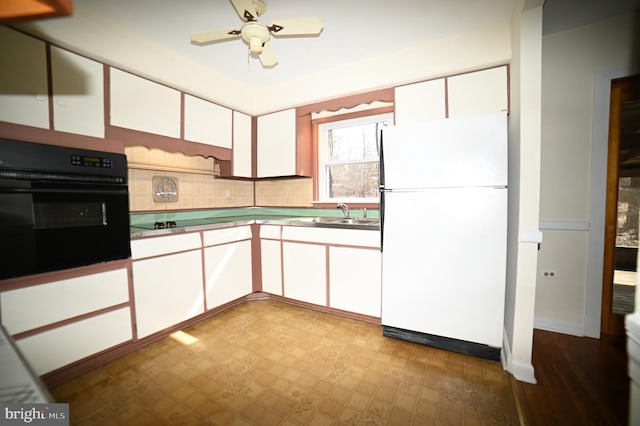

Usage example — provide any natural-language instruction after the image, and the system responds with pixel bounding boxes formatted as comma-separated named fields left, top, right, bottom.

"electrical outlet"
left=224, top=189, right=231, bottom=199
left=540, top=270, right=559, bottom=279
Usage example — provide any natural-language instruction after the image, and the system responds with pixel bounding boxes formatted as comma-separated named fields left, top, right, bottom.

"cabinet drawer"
left=260, top=225, right=281, bottom=239
left=282, top=226, right=380, bottom=247
left=1, top=269, right=129, bottom=335
left=15, top=307, right=132, bottom=375
left=202, top=226, right=252, bottom=246
left=131, top=233, right=202, bottom=259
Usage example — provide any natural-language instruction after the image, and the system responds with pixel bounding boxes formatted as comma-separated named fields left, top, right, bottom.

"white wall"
left=537, top=11, right=639, bottom=337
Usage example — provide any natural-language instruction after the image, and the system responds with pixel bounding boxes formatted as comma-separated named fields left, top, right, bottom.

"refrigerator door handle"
left=379, top=188, right=385, bottom=252
left=379, top=128, right=385, bottom=251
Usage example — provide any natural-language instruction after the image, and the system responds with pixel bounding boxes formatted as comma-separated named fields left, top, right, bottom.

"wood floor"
left=514, top=329, right=629, bottom=425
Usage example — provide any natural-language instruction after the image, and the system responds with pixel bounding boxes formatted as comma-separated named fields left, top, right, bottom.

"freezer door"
left=381, top=112, right=507, bottom=189
left=381, top=187, right=507, bottom=347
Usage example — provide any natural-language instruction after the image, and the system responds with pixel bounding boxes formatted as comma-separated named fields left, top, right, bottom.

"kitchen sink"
left=313, top=217, right=378, bottom=225
left=293, top=216, right=379, bottom=227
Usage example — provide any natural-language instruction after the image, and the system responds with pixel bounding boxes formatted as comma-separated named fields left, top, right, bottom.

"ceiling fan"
left=190, top=0, right=323, bottom=68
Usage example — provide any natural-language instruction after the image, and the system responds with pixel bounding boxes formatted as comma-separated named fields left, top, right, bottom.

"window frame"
left=313, top=107, right=394, bottom=206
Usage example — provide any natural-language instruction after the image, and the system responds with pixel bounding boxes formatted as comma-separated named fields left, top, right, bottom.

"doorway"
left=602, top=74, right=640, bottom=335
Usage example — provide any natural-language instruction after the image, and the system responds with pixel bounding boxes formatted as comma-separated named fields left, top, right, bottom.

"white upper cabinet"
left=184, top=94, right=232, bottom=148
left=0, top=27, right=49, bottom=129
left=447, top=66, right=508, bottom=118
left=257, top=108, right=296, bottom=177
left=51, top=47, right=105, bottom=138
left=394, top=78, right=446, bottom=125
left=233, top=110, right=253, bottom=178
left=110, top=68, right=181, bottom=138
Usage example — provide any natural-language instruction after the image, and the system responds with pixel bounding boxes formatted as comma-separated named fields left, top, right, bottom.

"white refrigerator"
left=379, top=112, right=508, bottom=360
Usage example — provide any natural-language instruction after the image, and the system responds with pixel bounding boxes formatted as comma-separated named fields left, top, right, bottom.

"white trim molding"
left=502, top=329, right=537, bottom=384
left=627, top=314, right=640, bottom=425
left=539, top=221, right=590, bottom=231
left=534, top=316, right=584, bottom=336
left=519, top=229, right=543, bottom=244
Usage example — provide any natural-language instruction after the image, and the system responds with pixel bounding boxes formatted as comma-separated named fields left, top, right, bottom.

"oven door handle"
left=0, top=187, right=128, bottom=195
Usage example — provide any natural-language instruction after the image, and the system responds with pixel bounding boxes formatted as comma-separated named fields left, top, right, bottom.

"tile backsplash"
left=255, top=178, right=313, bottom=207
left=126, top=146, right=313, bottom=211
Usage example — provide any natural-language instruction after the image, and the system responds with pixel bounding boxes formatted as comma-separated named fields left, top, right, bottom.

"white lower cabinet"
left=261, top=239, right=282, bottom=295
left=0, top=268, right=132, bottom=375
left=279, top=225, right=381, bottom=317
left=15, top=308, right=132, bottom=376
left=329, top=247, right=381, bottom=317
left=132, top=250, right=204, bottom=338
left=282, top=242, right=326, bottom=306
left=260, top=225, right=282, bottom=296
left=204, top=240, right=253, bottom=308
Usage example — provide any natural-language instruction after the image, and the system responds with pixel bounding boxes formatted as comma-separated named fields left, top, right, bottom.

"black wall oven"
left=0, top=139, right=131, bottom=280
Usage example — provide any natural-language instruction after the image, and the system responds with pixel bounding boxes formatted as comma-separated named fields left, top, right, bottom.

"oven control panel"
left=71, top=154, right=113, bottom=168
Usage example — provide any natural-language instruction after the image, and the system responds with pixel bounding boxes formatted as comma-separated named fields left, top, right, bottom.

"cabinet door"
left=282, top=242, right=326, bottom=306
left=329, top=247, right=381, bottom=317
left=233, top=111, right=253, bottom=178
left=394, top=78, right=446, bottom=125
left=0, top=27, right=49, bottom=128
left=261, top=239, right=282, bottom=295
left=110, top=68, right=181, bottom=138
left=184, top=94, right=232, bottom=148
left=0, top=268, right=132, bottom=375
left=51, top=47, right=105, bottom=138
left=132, top=250, right=204, bottom=338
left=204, top=240, right=252, bottom=308
left=15, top=308, right=132, bottom=375
left=257, top=108, right=296, bottom=177
left=447, top=66, right=508, bottom=118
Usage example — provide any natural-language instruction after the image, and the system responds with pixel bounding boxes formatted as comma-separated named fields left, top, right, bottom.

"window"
left=317, top=113, right=392, bottom=202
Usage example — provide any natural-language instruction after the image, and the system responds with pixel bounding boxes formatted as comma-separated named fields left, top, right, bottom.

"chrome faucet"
left=337, top=203, right=350, bottom=218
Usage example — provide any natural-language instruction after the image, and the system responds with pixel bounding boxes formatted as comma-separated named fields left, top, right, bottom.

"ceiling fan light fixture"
left=241, top=22, right=269, bottom=54
left=249, top=37, right=263, bottom=54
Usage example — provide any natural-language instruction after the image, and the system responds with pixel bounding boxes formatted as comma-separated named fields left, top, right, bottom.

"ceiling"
left=9, top=0, right=639, bottom=114
left=16, top=0, right=518, bottom=87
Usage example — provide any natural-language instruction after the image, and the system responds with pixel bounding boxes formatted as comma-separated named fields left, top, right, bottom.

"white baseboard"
left=534, top=317, right=584, bottom=337
left=511, top=360, right=537, bottom=384
left=502, top=329, right=537, bottom=384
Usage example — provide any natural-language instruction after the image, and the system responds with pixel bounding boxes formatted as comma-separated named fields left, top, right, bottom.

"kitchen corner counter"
left=130, top=207, right=380, bottom=238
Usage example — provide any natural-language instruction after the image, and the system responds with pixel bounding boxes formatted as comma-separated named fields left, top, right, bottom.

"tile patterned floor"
left=50, top=300, right=520, bottom=425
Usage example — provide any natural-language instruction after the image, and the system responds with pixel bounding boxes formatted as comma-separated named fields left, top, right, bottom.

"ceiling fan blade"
left=230, top=0, right=258, bottom=21
left=190, top=29, right=240, bottom=46
left=269, top=16, right=323, bottom=37
left=259, top=41, right=278, bottom=67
